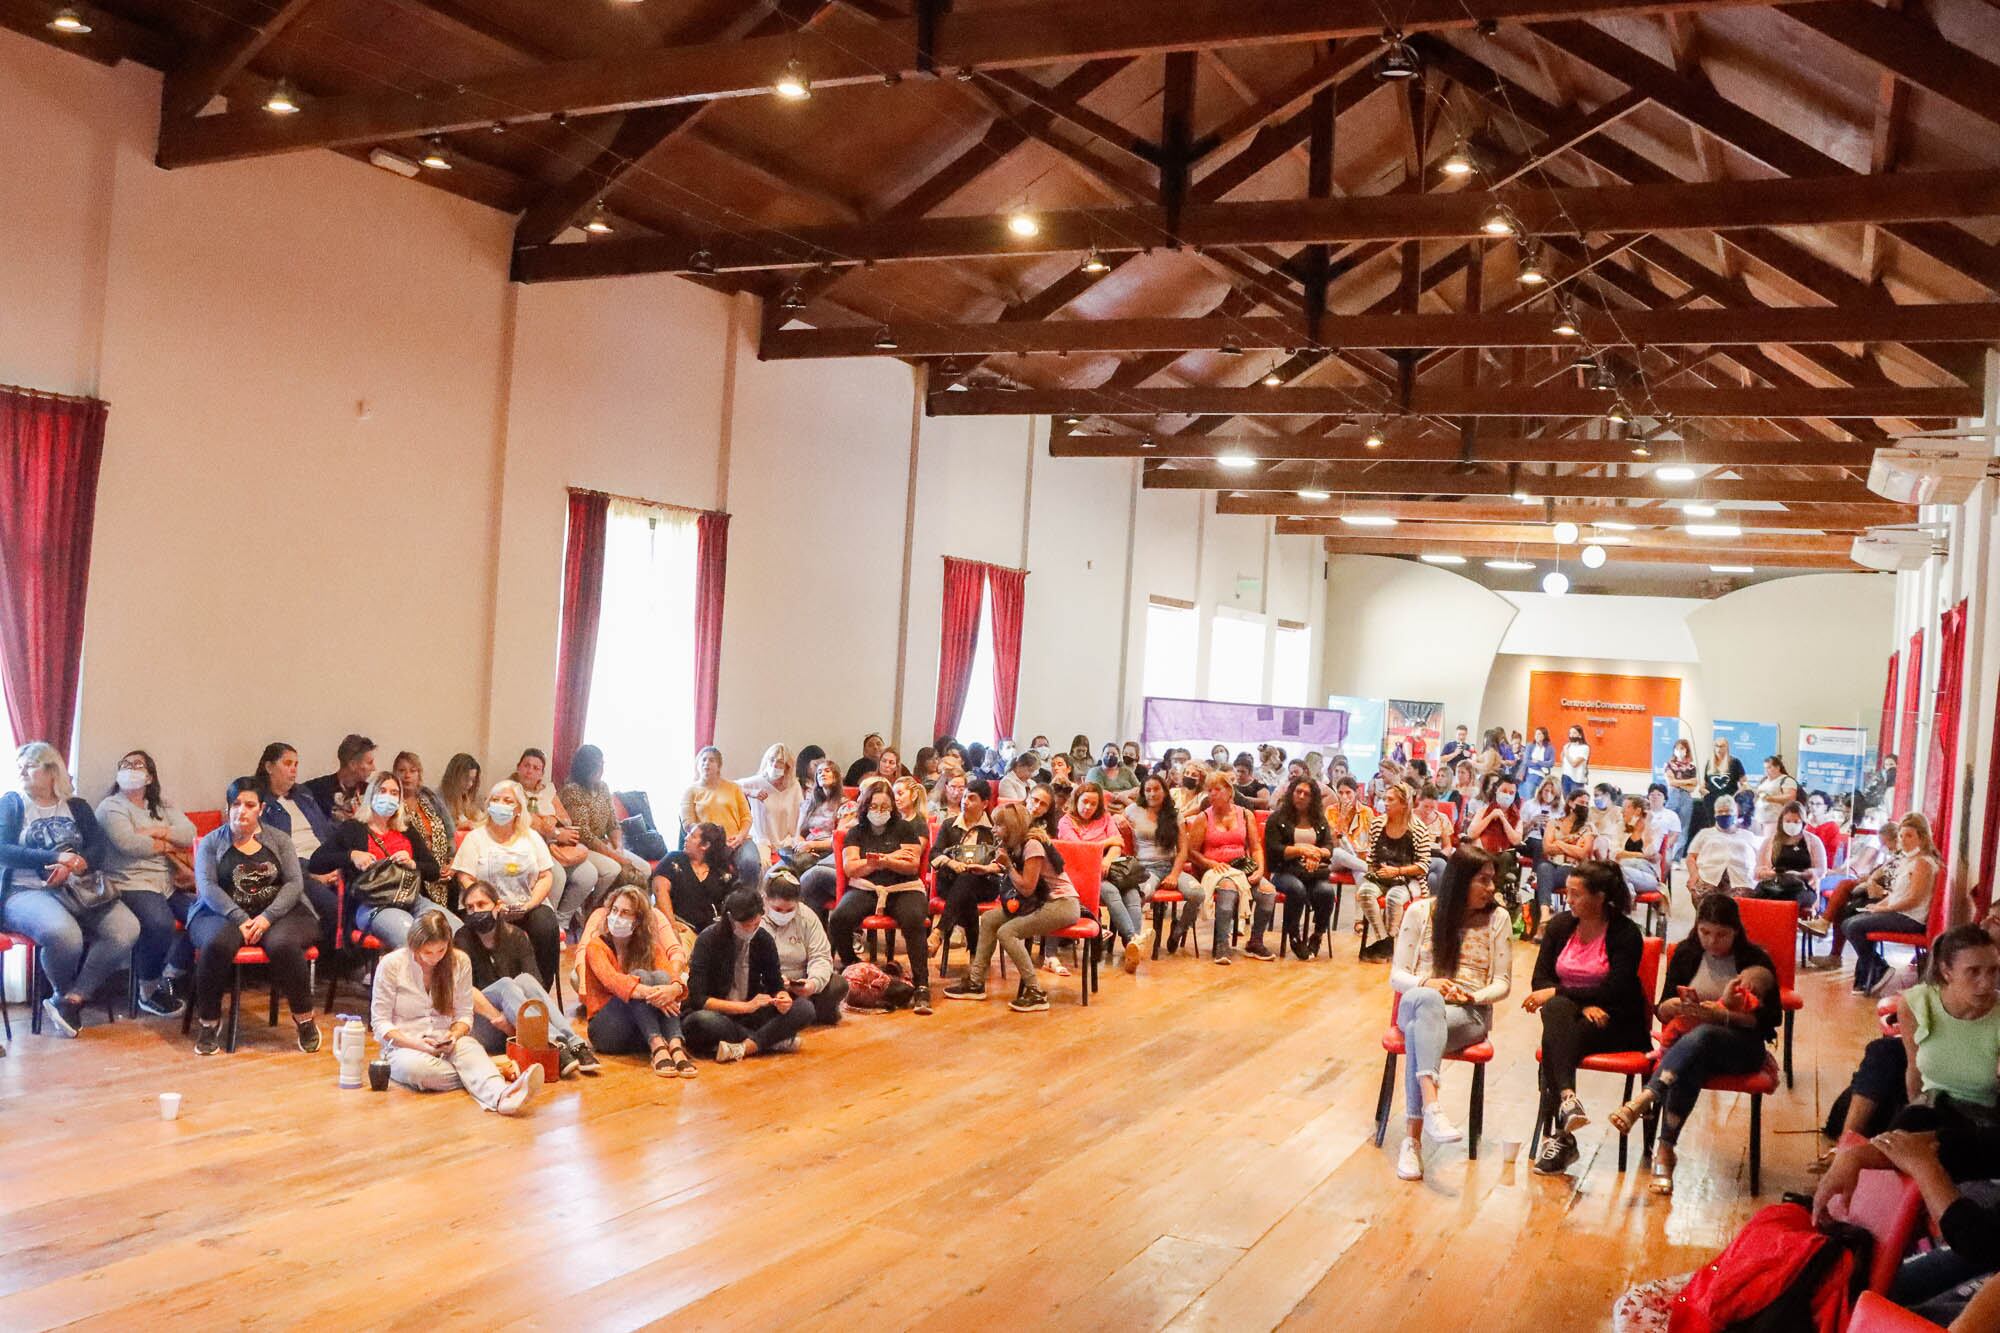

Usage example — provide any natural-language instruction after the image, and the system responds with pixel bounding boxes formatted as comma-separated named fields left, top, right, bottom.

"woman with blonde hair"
left=1844, top=812, right=1941, bottom=993
left=450, top=779, right=559, bottom=985
left=370, top=909, right=543, bottom=1113
left=679, top=745, right=761, bottom=885
left=306, top=771, right=450, bottom=949
left=738, top=743, right=799, bottom=868
left=436, top=753, right=484, bottom=832
left=1185, top=770, right=1279, bottom=964
left=391, top=752, right=457, bottom=910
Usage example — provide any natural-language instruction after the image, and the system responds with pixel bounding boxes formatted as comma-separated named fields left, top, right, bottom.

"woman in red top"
left=1186, top=772, right=1277, bottom=964
left=306, top=772, right=447, bottom=950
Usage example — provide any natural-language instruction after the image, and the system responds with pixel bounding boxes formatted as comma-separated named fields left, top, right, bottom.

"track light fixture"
left=582, top=202, right=614, bottom=235
left=263, top=80, right=302, bottom=115
left=419, top=137, right=452, bottom=170
left=47, top=6, right=90, bottom=32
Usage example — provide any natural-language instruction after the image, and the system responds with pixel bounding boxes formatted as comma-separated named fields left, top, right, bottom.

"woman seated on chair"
left=453, top=879, right=596, bottom=1078
left=1842, top=812, right=1940, bottom=994
left=827, top=783, right=932, bottom=1014
left=436, top=752, right=484, bottom=833
left=0, top=741, right=136, bottom=1039
left=1358, top=782, right=1434, bottom=963
left=652, top=821, right=740, bottom=934
left=391, top=752, right=458, bottom=912
left=188, top=782, right=322, bottom=1057
left=1748, top=799, right=1826, bottom=914
left=1390, top=846, right=1514, bottom=1182
left=449, top=780, right=559, bottom=985
left=307, top=772, right=451, bottom=950
left=242, top=742, right=340, bottom=941
left=560, top=744, right=652, bottom=891
left=1872, top=1127, right=2000, bottom=1327
left=944, top=802, right=1082, bottom=1012
left=683, top=888, right=814, bottom=1062
left=1524, top=860, right=1648, bottom=1177
left=1613, top=795, right=1661, bottom=899
left=1266, top=775, right=1337, bottom=961
left=679, top=746, right=763, bottom=887
left=513, top=747, right=597, bottom=928
left=96, top=749, right=198, bottom=1018
left=1607, top=894, right=1781, bottom=1195
left=761, top=869, right=846, bottom=1025
left=930, top=777, right=1005, bottom=971
left=1529, top=791, right=1595, bottom=943
left=1185, top=771, right=1279, bottom=964
left=1520, top=775, right=1562, bottom=865
left=1681, top=795, right=1760, bottom=910
left=790, top=759, right=845, bottom=919
left=739, top=743, right=800, bottom=870
left=1128, top=774, right=1204, bottom=956
left=891, top=775, right=930, bottom=828
left=582, top=884, right=695, bottom=1077
left=371, top=909, right=543, bottom=1113
left=1058, top=781, right=1149, bottom=967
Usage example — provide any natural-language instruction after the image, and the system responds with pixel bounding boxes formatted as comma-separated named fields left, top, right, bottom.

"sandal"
left=669, top=1046, right=698, bottom=1078
left=1042, top=957, right=1071, bottom=978
left=1649, top=1143, right=1676, bottom=1196
left=650, top=1046, right=677, bottom=1078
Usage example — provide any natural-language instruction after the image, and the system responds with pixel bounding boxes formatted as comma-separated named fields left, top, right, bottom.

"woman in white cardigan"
left=370, top=910, right=543, bottom=1114
left=1389, top=846, right=1515, bottom=1181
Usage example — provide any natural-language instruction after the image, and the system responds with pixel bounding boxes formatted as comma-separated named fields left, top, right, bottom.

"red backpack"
left=1670, top=1202, right=1870, bottom=1333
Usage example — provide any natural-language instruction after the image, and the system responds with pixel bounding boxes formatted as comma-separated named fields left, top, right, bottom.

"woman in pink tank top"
left=1186, top=773, right=1277, bottom=963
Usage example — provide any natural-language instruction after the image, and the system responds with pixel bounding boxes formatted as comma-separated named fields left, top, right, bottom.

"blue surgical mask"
left=1592, top=795, right=1609, bottom=809
left=370, top=792, right=401, bottom=818
left=486, top=802, right=515, bottom=826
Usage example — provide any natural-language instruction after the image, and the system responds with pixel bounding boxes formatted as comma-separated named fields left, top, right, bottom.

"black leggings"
left=935, top=867, right=1001, bottom=952
left=827, top=886, right=929, bottom=990
left=189, top=909, right=318, bottom=1023
left=1539, top=994, right=1644, bottom=1094
left=514, top=902, right=561, bottom=987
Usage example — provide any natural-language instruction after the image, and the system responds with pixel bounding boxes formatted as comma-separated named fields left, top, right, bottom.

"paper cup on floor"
left=158, top=1092, right=182, bottom=1121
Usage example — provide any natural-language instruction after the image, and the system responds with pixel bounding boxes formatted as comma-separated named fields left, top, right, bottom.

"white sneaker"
left=1397, top=1136, right=1424, bottom=1180
left=495, top=1062, right=544, bottom=1116
left=1423, top=1105, right=1464, bottom=1144
left=715, top=1040, right=746, bottom=1064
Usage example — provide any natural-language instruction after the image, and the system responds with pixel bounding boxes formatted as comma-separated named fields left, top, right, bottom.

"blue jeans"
left=1845, top=910, right=1926, bottom=990
left=124, top=888, right=195, bottom=983
left=356, top=894, right=460, bottom=949
left=1397, top=986, right=1488, bottom=1117
left=730, top=841, right=766, bottom=889
left=1667, top=790, right=1694, bottom=859
left=586, top=970, right=682, bottom=1054
left=472, top=973, right=578, bottom=1054
left=1, top=888, right=140, bottom=1003
left=1646, top=1023, right=1769, bottom=1142
left=1101, top=881, right=1143, bottom=943
left=1272, top=871, right=1335, bottom=939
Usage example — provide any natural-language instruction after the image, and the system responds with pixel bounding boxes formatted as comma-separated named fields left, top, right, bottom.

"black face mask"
left=465, top=910, right=497, bottom=932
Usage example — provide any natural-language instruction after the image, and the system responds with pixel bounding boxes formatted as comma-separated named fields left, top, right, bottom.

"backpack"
left=1668, top=1202, right=1872, bottom=1333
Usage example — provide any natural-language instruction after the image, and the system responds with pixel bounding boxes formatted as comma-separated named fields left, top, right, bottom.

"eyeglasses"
left=118, top=759, right=149, bottom=771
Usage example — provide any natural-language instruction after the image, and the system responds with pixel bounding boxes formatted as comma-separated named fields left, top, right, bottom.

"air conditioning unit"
left=1850, top=524, right=1948, bottom=572
left=1867, top=432, right=2000, bottom=505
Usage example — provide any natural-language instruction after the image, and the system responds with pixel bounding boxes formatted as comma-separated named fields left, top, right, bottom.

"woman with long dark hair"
left=96, top=748, right=197, bottom=1016
left=1266, top=775, right=1337, bottom=959
left=1128, top=774, right=1204, bottom=955
left=1389, top=847, right=1514, bottom=1180
left=652, top=821, right=738, bottom=932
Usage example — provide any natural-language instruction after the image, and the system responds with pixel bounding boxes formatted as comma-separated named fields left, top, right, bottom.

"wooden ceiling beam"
left=1313, top=534, right=1857, bottom=569
left=0, top=0, right=179, bottom=67
left=1219, top=498, right=1899, bottom=530
left=760, top=302, right=2000, bottom=358
left=1193, top=40, right=1377, bottom=166
left=1276, top=518, right=1854, bottom=553
left=974, top=68, right=1160, bottom=174
left=515, top=169, right=2000, bottom=279
left=159, top=0, right=1791, bottom=166
left=160, top=0, right=319, bottom=121
left=1050, top=430, right=1879, bottom=467
left=929, top=383, right=1980, bottom=419
left=1781, top=2, right=2000, bottom=132
left=1152, top=461, right=1884, bottom=502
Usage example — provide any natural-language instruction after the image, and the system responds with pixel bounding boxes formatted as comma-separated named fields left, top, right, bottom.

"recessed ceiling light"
left=1710, top=564, right=1755, bottom=574
left=1683, top=503, right=1718, bottom=518
left=47, top=6, right=90, bottom=32
left=774, top=59, right=811, bottom=100
left=1007, top=212, right=1039, bottom=238
left=1686, top=523, right=1742, bottom=538
left=1217, top=452, right=1256, bottom=469
left=1655, top=466, right=1697, bottom=482
left=1420, top=553, right=1466, bottom=565
left=1580, top=544, right=1608, bottom=569
left=1340, top=514, right=1397, bottom=527
left=1485, top=559, right=1536, bottom=571
left=1297, top=489, right=1333, bottom=501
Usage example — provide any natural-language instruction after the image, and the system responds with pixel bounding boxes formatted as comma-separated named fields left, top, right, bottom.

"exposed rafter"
left=1049, top=430, right=1881, bottom=467
left=1315, top=534, right=1857, bottom=569
left=1160, top=463, right=1886, bottom=501
left=1223, top=499, right=1903, bottom=530
left=160, top=0, right=318, bottom=120
left=928, top=384, right=1980, bottom=419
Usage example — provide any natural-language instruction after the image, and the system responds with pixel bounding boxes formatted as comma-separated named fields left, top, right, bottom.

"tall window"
left=1141, top=598, right=1198, bottom=699
left=957, top=580, right=1000, bottom=748
left=1272, top=622, right=1311, bottom=705
left=1207, top=611, right=1266, bottom=704
left=582, top=499, right=699, bottom=802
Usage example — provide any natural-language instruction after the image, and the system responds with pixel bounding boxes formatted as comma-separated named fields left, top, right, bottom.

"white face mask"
left=764, top=906, right=797, bottom=927
left=115, top=768, right=148, bottom=792
left=867, top=809, right=891, bottom=830
left=605, top=913, right=636, bottom=939
left=1782, top=819, right=1803, bottom=837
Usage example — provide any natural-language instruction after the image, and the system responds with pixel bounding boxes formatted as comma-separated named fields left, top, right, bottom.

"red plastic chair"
left=1848, top=1292, right=1943, bottom=1332
left=183, top=940, right=322, bottom=1052
left=1837, top=1169, right=1927, bottom=1297
left=321, top=882, right=385, bottom=1012
left=1704, top=1053, right=1785, bottom=1194
left=1863, top=869, right=1946, bottom=967
left=1375, top=989, right=1494, bottom=1157
left=1530, top=935, right=1665, bottom=1172
left=187, top=809, right=225, bottom=839
left=1045, top=840, right=1104, bottom=1005
left=1735, top=896, right=1805, bottom=1087
left=834, top=827, right=933, bottom=969
left=0, top=932, right=16, bottom=1040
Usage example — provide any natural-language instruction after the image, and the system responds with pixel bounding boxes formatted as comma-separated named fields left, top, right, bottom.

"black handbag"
left=354, top=856, right=422, bottom=911
left=1102, top=854, right=1147, bottom=896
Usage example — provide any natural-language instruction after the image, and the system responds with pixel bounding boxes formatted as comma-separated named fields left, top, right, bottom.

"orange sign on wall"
left=1528, top=671, right=1682, bottom=771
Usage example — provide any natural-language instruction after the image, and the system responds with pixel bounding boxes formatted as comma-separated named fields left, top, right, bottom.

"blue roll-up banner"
left=1651, top=716, right=1689, bottom=784
left=1713, top=719, right=1782, bottom=769
left=1326, top=694, right=1386, bottom=777
left=1797, top=726, right=1868, bottom=802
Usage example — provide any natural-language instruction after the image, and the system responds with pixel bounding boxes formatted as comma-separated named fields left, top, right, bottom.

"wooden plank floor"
left=0, top=905, right=1877, bottom=1332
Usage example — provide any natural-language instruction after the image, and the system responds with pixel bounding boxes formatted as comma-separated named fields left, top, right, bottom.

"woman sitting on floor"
left=944, top=802, right=1081, bottom=1011
left=582, top=884, right=695, bottom=1077
left=188, top=782, right=322, bottom=1056
left=371, top=909, right=543, bottom=1113
left=1057, top=781, right=1149, bottom=967
left=307, top=771, right=451, bottom=949
left=827, top=783, right=932, bottom=1014
left=683, top=888, right=813, bottom=1062
left=1524, top=859, right=1648, bottom=1177
left=1185, top=771, right=1279, bottom=964
left=652, top=821, right=739, bottom=934
left=1128, top=774, right=1204, bottom=956
left=454, top=879, right=596, bottom=1077
left=1358, top=782, right=1434, bottom=963
left=761, top=869, right=846, bottom=1026
left=96, top=749, right=197, bottom=1018
left=1607, top=894, right=1781, bottom=1195
left=679, top=745, right=763, bottom=886
left=449, top=780, right=559, bottom=985
left=1391, top=847, right=1514, bottom=1181
left=1266, top=775, right=1337, bottom=960
left=1748, top=799, right=1826, bottom=914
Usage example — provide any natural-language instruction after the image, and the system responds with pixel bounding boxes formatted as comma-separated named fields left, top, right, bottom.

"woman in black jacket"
left=1265, top=776, right=1337, bottom=959
left=679, top=888, right=813, bottom=1062
left=1608, top=893, right=1779, bottom=1195
left=305, top=772, right=447, bottom=949
left=1524, top=859, right=1649, bottom=1176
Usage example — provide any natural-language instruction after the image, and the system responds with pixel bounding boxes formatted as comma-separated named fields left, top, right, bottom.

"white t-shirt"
left=1560, top=742, right=1590, bottom=782
left=739, top=773, right=801, bottom=850
left=1687, top=826, right=1759, bottom=888
left=450, top=824, right=554, bottom=909
left=1647, top=805, right=1683, bottom=850
left=276, top=796, right=320, bottom=859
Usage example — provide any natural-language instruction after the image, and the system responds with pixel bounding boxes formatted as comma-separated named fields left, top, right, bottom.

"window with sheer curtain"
left=1272, top=623, right=1311, bottom=705
left=1207, top=612, right=1266, bottom=704
left=1142, top=599, right=1198, bottom=701
left=582, top=499, right=699, bottom=803
left=955, top=580, right=1000, bottom=749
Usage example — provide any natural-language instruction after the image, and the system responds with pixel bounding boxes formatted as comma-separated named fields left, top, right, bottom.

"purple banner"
left=1142, top=696, right=1349, bottom=754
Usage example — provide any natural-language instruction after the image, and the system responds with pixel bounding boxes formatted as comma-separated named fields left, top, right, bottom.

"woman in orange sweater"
left=583, top=885, right=696, bottom=1077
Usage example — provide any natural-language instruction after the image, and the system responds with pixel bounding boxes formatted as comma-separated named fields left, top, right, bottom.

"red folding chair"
left=1375, top=989, right=1494, bottom=1157
left=1703, top=1052, right=1785, bottom=1194
left=1530, top=935, right=1665, bottom=1173
left=1863, top=869, right=1947, bottom=971
left=1735, top=896, right=1805, bottom=1087
left=1047, top=840, right=1103, bottom=1005
left=183, top=940, right=322, bottom=1052
left=1836, top=1169, right=1927, bottom=1297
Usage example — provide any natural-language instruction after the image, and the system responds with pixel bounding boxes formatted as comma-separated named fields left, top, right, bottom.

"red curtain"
left=552, top=490, right=608, bottom=783
left=1978, top=667, right=2000, bottom=923
left=1879, top=650, right=1899, bottom=775
left=1895, top=628, right=1924, bottom=815
left=1925, top=600, right=1968, bottom=909
left=0, top=389, right=107, bottom=750
left=933, top=557, right=986, bottom=740
left=987, top=564, right=1027, bottom=741
left=693, top=511, right=730, bottom=749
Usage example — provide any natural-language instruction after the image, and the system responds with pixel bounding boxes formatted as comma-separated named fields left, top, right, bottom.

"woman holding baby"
left=1608, top=894, right=1782, bottom=1196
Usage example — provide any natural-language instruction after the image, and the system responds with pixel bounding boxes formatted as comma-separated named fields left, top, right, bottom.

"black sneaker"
left=1166, top=924, right=1185, bottom=955
left=912, top=986, right=933, bottom=1016
left=1360, top=938, right=1395, bottom=963
left=1532, top=1132, right=1579, bottom=1176
left=570, top=1041, right=602, bottom=1075
left=1009, top=985, right=1051, bottom=1013
left=295, top=1018, right=321, bottom=1053
left=1289, top=934, right=1312, bottom=961
left=138, top=982, right=185, bottom=1017
left=557, top=1043, right=582, bottom=1079
left=193, top=1021, right=222, bottom=1057
left=1242, top=942, right=1277, bottom=962
left=943, top=976, right=987, bottom=1001
left=43, top=997, right=81, bottom=1038
left=1307, top=930, right=1325, bottom=958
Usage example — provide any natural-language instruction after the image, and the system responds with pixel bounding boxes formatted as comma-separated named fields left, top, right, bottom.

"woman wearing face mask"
left=448, top=780, right=558, bottom=985
left=1663, top=739, right=1699, bottom=858
left=1687, top=736, right=1745, bottom=846
left=652, top=821, right=739, bottom=933
left=929, top=777, right=1005, bottom=970
left=189, top=783, right=322, bottom=1056
left=791, top=760, right=845, bottom=918
left=1749, top=799, right=1827, bottom=913
left=307, top=772, right=450, bottom=950
left=511, top=747, right=596, bottom=929
left=761, top=870, right=845, bottom=1024
left=96, top=749, right=198, bottom=1017
left=453, top=879, right=596, bottom=1077
left=1530, top=792, right=1595, bottom=943
left=679, top=746, right=762, bottom=887
left=1267, top=776, right=1337, bottom=960
left=435, top=752, right=483, bottom=832
left=0, top=742, right=134, bottom=1039
left=1559, top=726, right=1591, bottom=798
left=582, top=884, right=695, bottom=1075
left=738, top=743, right=800, bottom=869
left=392, top=752, right=458, bottom=911
left=372, top=909, right=543, bottom=1113
left=241, top=742, right=340, bottom=943
left=1681, top=795, right=1760, bottom=910
left=828, top=784, right=933, bottom=1013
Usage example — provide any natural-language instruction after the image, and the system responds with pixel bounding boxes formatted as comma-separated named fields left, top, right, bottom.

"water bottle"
left=334, top=1015, right=367, bottom=1089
